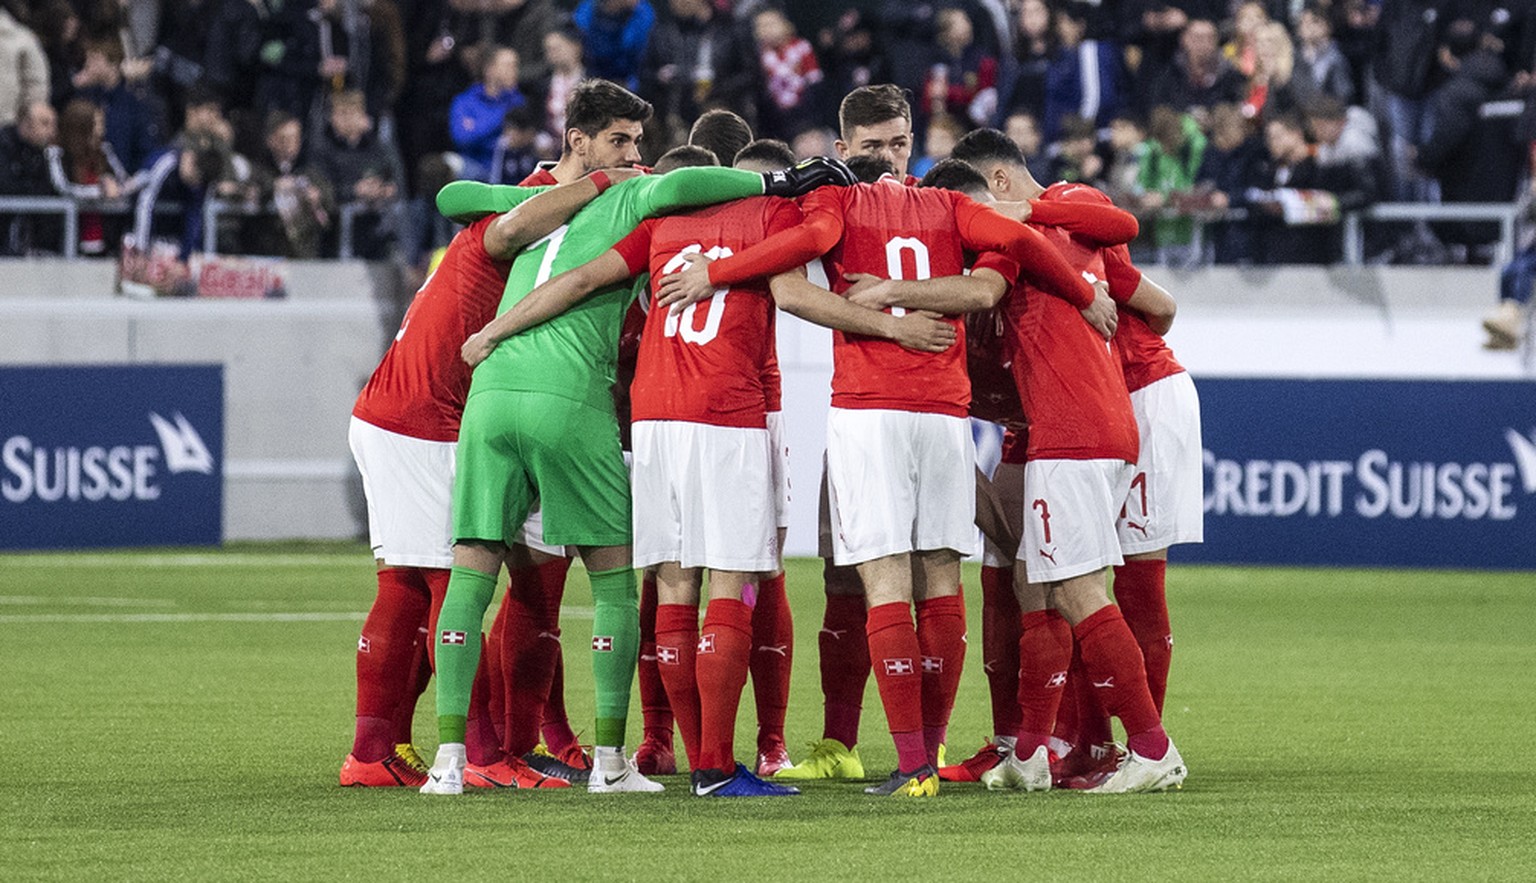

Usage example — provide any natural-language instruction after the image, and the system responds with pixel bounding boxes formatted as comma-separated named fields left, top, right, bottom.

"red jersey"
left=1008, top=183, right=1139, bottom=463
left=518, top=166, right=560, bottom=186
left=612, top=196, right=801, bottom=428
left=1103, top=244, right=1185, bottom=393
left=352, top=216, right=510, bottom=441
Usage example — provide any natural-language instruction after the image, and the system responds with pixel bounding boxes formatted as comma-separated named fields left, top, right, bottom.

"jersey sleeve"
left=611, top=220, right=657, bottom=277
left=970, top=250, right=1021, bottom=283
left=1102, top=244, right=1142, bottom=304
left=435, top=180, right=545, bottom=221
left=953, top=195, right=1095, bottom=309
left=1027, top=190, right=1140, bottom=246
left=705, top=187, right=843, bottom=287
left=632, top=166, right=766, bottom=217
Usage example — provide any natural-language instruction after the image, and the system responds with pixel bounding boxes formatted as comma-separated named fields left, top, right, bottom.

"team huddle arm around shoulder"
left=1026, top=198, right=1140, bottom=246
left=1104, top=244, right=1176, bottom=334
left=955, top=198, right=1096, bottom=309
left=705, top=189, right=845, bottom=287
left=769, top=270, right=958, bottom=353
left=482, top=170, right=641, bottom=258
left=636, top=166, right=765, bottom=217
left=436, top=180, right=540, bottom=223
left=460, top=248, right=636, bottom=367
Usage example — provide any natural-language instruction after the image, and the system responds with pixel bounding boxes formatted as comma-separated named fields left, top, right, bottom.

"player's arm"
left=842, top=264, right=1011, bottom=315
left=1103, top=243, right=1176, bottom=334
left=481, top=169, right=647, bottom=258
left=974, top=466, right=1019, bottom=557
left=1022, top=198, right=1140, bottom=246
left=462, top=249, right=635, bottom=366
left=768, top=267, right=958, bottom=353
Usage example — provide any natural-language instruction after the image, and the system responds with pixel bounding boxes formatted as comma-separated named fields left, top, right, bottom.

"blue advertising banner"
left=1176, top=378, right=1536, bottom=569
left=1, top=365, right=223, bottom=550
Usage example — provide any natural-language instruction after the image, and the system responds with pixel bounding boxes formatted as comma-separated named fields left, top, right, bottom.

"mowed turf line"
left=2, top=546, right=1534, bottom=881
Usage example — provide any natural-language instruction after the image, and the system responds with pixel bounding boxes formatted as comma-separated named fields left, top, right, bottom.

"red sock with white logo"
left=352, top=567, right=432, bottom=761
left=655, top=603, right=702, bottom=770
left=980, top=565, right=1022, bottom=740
left=498, top=561, right=568, bottom=757
left=1074, top=604, right=1169, bottom=760
left=696, top=598, right=754, bottom=774
left=916, top=592, right=967, bottom=766
left=1113, top=559, right=1172, bottom=712
left=820, top=594, right=869, bottom=747
left=528, top=558, right=578, bottom=754
left=750, top=572, right=793, bottom=750
left=1013, top=609, right=1073, bottom=756
left=866, top=602, right=927, bottom=773
left=637, top=574, right=674, bottom=747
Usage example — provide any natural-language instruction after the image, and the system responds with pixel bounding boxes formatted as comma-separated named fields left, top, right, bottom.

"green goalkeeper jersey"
left=467, top=166, right=766, bottom=412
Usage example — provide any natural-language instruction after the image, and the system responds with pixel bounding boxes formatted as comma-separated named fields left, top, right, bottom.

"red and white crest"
left=883, top=658, right=915, bottom=676
left=357, top=635, right=371, bottom=653
left=657, top=645, right=680, bottom=665
left=921, top=656, right=943, bottom=674
left=698, top=633, right=716, bottom=654
left=1045, top=671, right=1068, bottom=689
left=439, top=630, right=466, bottom=646
left=592, top=636, right=614, bottom=652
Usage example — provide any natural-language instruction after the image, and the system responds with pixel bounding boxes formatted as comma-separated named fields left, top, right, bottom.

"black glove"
left=762, top=156, right=858, bottom=197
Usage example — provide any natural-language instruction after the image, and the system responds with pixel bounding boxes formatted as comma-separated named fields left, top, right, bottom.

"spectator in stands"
left=1002, top=109, right=1051, bottom=181
left=393, top=2, right=473, bottom=191
left=1293, top=3, right=1356, bottom=106
left=753, top=6, right=824, bottom=140
left=998, top=0, right=1053, bottom=122
left=1483, top=164, right=1536, bottom=349
left=1305, top=94, right=1380, bottom=167
left=302, top=0, right=407, bottom=122
left=178, top=86, right=237, bottom=152
left=450, top=46, right=526, bottom=180
left=1148, top=19, right=1246, bottom=122
left=0, top=99, right=58, bottom=253
left=817, top=9, right=886, bottom=124
left=489, top=105, right=541, bottom=184
left=1373, top=0, right=1450, bottom=202
left=1041, top=3, right=1121, bottom=141
left=1242, top=22, right=1301, bottom=121
left=452, top=0, right=560, bottom=90
left=536, top=26, right=584, bottom=156
left=1137, top=105, right=1208, bottom=263
left=47, top=98, right=129, bottom=255
left=923, top=7, right=999, bottom=129
left=573, top=0, right=655, bottom=92
left=1101, top=109, right=1150, bottom=205
left=641, top=0, right=753, bottom=149
left=1045, top=112, right=1104, bottom=184
left=1223, top=1, right=1269, bottom=78
left=132, top=131, right=229, bottom=259
left=1123, top=0, right=1224, bottom=97
left=313, top=89, right=401, bottom=258
left=912, top=113, right=965, bottom=178
left=70, top=36, right=163, bottom=174
left=791, top=124, right=836, bottom=159
left=0, top=0, right=50, bottom=125
left=1195, top=102, right=1264, bottom=262
left=251, top=110, right=334, bottom=258
left=30, top=0, right=79, bottom=109
left=1245, top=110, right=1359, bottom=264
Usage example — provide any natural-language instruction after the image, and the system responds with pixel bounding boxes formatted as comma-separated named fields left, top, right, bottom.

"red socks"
left=1013, top=609, right=1073, bottom=756
left=392, top=634, right=433, bottom=746
left=750, top=572, right=793, bottom=750
left=1074, top=604, right=1168, bottom=760
left=494, top=560, right=569, bottom=757
left=916, top=592, right=967, bottom=767
left=980, top=565, right=1022, bottom=738
left=696, top=598, right=754, bottom=773
left=637, top=574, right=675, bottom=747
left=819, top=594, right=870, bottom=747
left=1114, top=559, right=1172, bottom=712
left=655, top=603, right=702, bottom=770
left=352, top=567, right=432, bottom=761
left=866, top=602, right=927, bottom=773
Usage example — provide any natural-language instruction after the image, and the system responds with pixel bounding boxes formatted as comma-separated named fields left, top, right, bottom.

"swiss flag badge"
left=440, top=630, right=467, bottom=646
left=357, top=635, right=371, bottom=653
left=657, top=646, right=679, bottom=665
left=593, top=636, right=614, bottom=652
left=883, top=657, right=915, bottom=676
left=698, top=633, right=716, bottom=654
left=921, top=656, right=943, bottom=674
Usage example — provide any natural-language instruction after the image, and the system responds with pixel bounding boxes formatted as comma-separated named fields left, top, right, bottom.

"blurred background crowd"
left=2, top=0, right=1535, bottom=269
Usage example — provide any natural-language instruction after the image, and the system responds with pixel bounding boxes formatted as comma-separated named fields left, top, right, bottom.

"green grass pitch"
left=3, top=546, right=1534, bottom=881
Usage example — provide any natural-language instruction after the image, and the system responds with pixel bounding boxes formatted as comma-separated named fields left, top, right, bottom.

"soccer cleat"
left=1052, top=742, right=1124, bottom=791
left=1087, top=740, right=1187, bottom=794
left=588, top=746, right=665, bottom=793
left=939, top=740, right=1009, bottom=782
left=756, top=739, right=794, bottom=777
left=340, top=752, right=428, bottom=787
left=419, top=743, right=467, bottom=795
left=395, top=743, right=430, bottom=777
left=465, top=756, right=570, bottom=789
left=864, top=764, right=940, bottom=797
left=528, top=741, right=594, bottom=784
left=692, top=763, right=802, bottom=797
left=980, top=744, right=1052, bottom=792
left=772, top=738, right=865, bottom=780
left=633, top=736, right=677, bottom=776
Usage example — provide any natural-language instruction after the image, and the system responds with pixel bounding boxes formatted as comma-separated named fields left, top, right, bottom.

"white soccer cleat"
left=980, top=744, right=1052, bottom=792
left=588, top=746, right=665, bottom=793
left=1087, top=739, right=1187, bottom=794
left=420, top=743, right=467, bottom=795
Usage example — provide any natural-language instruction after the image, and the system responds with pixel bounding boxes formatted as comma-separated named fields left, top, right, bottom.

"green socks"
left=434, top=566, right=497, bottom=744
left=588, top=565, right=640, bottom=748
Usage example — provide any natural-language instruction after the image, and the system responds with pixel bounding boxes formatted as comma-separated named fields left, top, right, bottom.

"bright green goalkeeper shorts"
left=452, top=389, right=632, bottom=548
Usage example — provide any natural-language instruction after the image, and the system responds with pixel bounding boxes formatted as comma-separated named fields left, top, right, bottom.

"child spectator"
left=1101, top=110, right=1150, bottom=204
left=1003, top=109, right=1051, bottom=182
left=450, top=46, right=526, bottom=180
left=251, top=111, right=334, bottom=258
left=1294, top=3, right=1356, bottom=106
left=1045, top=112, right=1104, bottom=184
left=911, top=113, right=965, bottom=178
left=69, top=35, right=163, bottom=173
left=1195, top=102, right=1264, bottom=263
left=1137, top=105, right=1207, bottom=263
left=924, top=7, right=999, bottom=128
left=489, top=106, right=541, bottom=185
left=313, top=90, right=402, bottom=258
left=47, top=98, right=128, bottom=255
left=753, top=7, right=824, bottom=139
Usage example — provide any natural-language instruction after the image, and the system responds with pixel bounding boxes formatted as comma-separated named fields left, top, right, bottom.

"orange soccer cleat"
left=340, top=752, right=430, bottom=787
left=464, top=756, right=571, bottom=789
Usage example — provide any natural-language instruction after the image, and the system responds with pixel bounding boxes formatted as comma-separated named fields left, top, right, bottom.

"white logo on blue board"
left=149, top=412, right=214, bottom=475
left=1504, top=428, right=1536, bottom=494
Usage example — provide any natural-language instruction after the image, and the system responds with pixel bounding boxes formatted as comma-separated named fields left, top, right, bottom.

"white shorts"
left=631, top=420, right=779, bottom=572
left=825, top=408, right=976, bottom=567
left=767, top=410, right=791, bottom=529
left=1117, top=372, right=1205, bottom=554
left=349, top=417, right=456, bottom=568
left=1019, top=458, right=1135, bottom=584
left=981, top=460, right=1027, bottom=568
left=515, top=506, right=570, bottom=557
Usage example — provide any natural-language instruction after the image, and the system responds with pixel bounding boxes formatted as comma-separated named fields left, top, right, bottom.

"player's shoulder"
left=1043, top=181, right=1113, bottom=205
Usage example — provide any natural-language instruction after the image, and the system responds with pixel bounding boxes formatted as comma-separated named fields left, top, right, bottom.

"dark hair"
left=59, top=98, right=105, bottom=178
left=503, top=105, right=540, bottom=131
left=184, top=84, right=223, bottom=112
left=182, top=132, right=229, bottom=187
left=845, top=153, right=896, bottom=183
left=919, top=158, right=990, bottom=197
left=264, top=109, right=299, bottom=136
left=564, top=79, right=653, bottom=149
left=1302, top=95, right=1346, bottom=121
left=951, top=127, right=1028, bottom=168
left=838, top=84, right=910, bottom=139
left=1442, top=17, right=1481, bottom=59
left=733, top=138, right=797, bottom=170
left=688, top=109, right=753, bottom=171
left=653, top=144, right=718, bottom=173
left=1058, top=113, right=1096, bottom=142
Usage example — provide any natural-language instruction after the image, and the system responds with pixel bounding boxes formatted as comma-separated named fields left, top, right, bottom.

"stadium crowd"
left=2, top=0, right=1535, bottom=270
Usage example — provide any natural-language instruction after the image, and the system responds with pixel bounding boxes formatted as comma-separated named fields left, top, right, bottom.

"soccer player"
left=860, top=129, right=1189, bottom=794
left=340, top=169, right=641, bottom=788
left=657, top=156, right=1100, bottom=798
left=419, top=142, right=855, bottom=794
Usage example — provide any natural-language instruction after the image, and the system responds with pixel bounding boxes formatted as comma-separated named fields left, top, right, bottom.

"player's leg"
left=1114, top=550, right=1171, bottom=710
left=390, top=616, right=433, bottom=757
left=980, top=575, right=1065, bottom=793
left=858, top=553, right=936, bottom=796
left=343, top=563, right=433, bottom=786
left=912, top=550, right=966, bottom=770
left=653, top=561, right=703, bottom=771
left=634, top=566, right=678, bottom=775
left=749, top=552, right=793, bottom=776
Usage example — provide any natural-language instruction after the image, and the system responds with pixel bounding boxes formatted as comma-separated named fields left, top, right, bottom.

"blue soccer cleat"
left=692, top=763, right=802, bottom=797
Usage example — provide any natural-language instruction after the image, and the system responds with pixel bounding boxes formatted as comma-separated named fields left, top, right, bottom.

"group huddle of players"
left=338, top=77, right=1203, bottom=799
